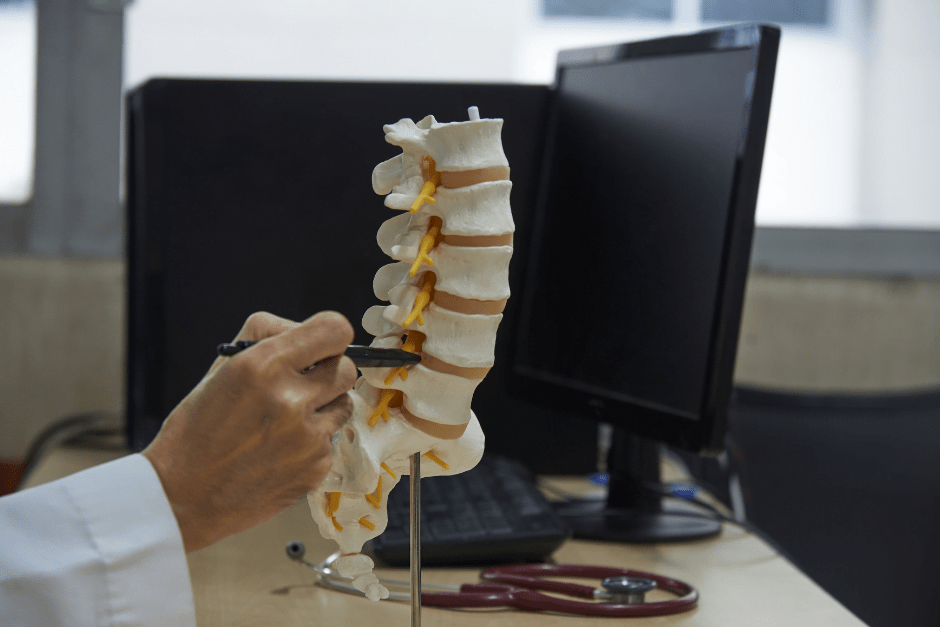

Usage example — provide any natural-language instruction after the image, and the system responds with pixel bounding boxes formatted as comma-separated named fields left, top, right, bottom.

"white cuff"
left=66, top=453, right=196, bottom=627
left=0, top=453, right=196, bottom=627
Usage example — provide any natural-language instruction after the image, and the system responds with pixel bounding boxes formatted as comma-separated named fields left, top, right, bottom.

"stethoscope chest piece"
left=599, top=576, right=657, bottom=604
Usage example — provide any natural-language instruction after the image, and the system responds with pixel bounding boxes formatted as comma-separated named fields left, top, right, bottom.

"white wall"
left=860, top=0, right=940, bottom=228
left=124, top=0, right=526, bottom=86
left=4, top=1, right=936, bottom=227
left=122, top=0, right=940, bottom=230
left=0, top=2, right=36, bottom=203
left=756, top=32, right=864, bottom=226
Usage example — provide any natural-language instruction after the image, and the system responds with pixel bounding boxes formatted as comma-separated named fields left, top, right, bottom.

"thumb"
left=207, top=312, right=301, bottom=375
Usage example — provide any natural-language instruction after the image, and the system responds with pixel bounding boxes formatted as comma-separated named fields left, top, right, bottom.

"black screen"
left=126, top=79, right=604, bottom=473
left=513, top=25, right=779, bottom=455
left=517, top=50, right=753, bottom=418
left=124, top=81, right=552, bottom=440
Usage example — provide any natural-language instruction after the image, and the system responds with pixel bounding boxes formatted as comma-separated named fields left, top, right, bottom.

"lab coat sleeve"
left=0, top=453, right=196, bottom=627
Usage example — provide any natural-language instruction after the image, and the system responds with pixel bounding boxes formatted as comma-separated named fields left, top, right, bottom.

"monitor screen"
left=511, top=24, right=779, bottom=542
left=513, top=25, right=779, bottom=458
left=518, top=50, right=753, bottom=418
left=124, top=80, right=556, bottom=454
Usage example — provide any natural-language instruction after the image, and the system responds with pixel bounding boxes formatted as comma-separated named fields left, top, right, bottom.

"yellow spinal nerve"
left=384, top=331, right=426, bottom=385
left=403, top=272, right=436, bottom=327
left=409, top=216, right=444, bottom=277
left=410, top=156, right=441, bottom=213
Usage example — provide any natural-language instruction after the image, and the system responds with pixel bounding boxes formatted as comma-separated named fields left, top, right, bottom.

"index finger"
left=268, top=310, right=355, bottom=373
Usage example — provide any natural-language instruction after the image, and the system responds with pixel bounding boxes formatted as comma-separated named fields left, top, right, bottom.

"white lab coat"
left=0, top=454, right=196, bottom=626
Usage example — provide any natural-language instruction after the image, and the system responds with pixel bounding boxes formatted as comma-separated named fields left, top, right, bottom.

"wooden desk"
left=186, top=489, right=866, bottom=626
left=25, top=449, right=867, bottom=626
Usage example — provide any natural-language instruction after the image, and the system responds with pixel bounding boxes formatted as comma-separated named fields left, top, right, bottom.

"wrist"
left=142, top=449, right=221, bottom=553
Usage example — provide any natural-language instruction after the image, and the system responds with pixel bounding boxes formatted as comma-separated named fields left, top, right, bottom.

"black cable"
left=640, top=480, right=728, bottom=518
left=18, top=411, right=122, bottom=489
left=641, top=482, right=805, bottom=570
left=538, top=476, right=803, bottom=571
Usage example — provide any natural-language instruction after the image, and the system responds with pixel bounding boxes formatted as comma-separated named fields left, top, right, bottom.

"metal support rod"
left=410, top=453, right=422, bottom=627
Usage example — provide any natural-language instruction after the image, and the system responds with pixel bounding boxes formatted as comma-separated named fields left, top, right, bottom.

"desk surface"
left=184, top=498, right=866, bottom=627
left=26, top=448, right=866, bottom=626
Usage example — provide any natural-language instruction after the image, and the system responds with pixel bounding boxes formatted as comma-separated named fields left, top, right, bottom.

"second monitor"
left=512, top=24, right=780, bottom=541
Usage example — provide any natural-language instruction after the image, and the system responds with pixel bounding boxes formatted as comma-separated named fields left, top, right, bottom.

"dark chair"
left=728, top=386, right=940, bottom=627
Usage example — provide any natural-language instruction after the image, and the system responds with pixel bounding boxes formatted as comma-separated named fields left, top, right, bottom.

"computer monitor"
left=511, top=24, right=780, bottom=541
left=124, top=79, right=598, bottom=464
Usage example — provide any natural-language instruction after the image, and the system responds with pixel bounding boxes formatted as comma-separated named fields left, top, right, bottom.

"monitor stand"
left=552, top=429, right=721, bottom=543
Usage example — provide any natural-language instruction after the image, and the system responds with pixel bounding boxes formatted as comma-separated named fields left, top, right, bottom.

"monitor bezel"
left=510, top=23, right=780, bottom=455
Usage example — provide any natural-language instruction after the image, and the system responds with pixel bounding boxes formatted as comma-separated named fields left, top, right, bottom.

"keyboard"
left=368, top=454, right=571, bottom=566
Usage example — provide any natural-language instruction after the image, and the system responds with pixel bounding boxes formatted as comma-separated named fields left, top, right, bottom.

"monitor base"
left=554, top=499, right=722, bottom=543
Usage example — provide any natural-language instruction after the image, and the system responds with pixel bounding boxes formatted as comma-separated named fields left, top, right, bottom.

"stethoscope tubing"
left=302, top=552, right=698, bottom=618
left=472, top=563, right=698, bottom=617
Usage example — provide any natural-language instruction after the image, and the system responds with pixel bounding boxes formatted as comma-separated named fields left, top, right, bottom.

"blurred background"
left=3, top=0, right=939, bottom=226
left=2, top=6, right=937, bottom=625
left=0, top=0, right=937, bottom=480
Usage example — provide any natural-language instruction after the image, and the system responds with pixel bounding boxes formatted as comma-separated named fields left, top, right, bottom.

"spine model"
left=308, top=107, right=512, bottom=601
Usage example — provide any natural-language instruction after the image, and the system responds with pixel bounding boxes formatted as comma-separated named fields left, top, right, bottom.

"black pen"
left=217, top=341, right=421, bottom=369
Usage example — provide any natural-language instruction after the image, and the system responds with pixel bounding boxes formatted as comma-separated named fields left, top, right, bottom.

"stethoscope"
left=286, top=542, right=699, bottom=618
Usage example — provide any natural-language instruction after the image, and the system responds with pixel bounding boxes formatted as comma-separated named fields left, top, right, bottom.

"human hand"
left=143, top=311, right=357, bottom=552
